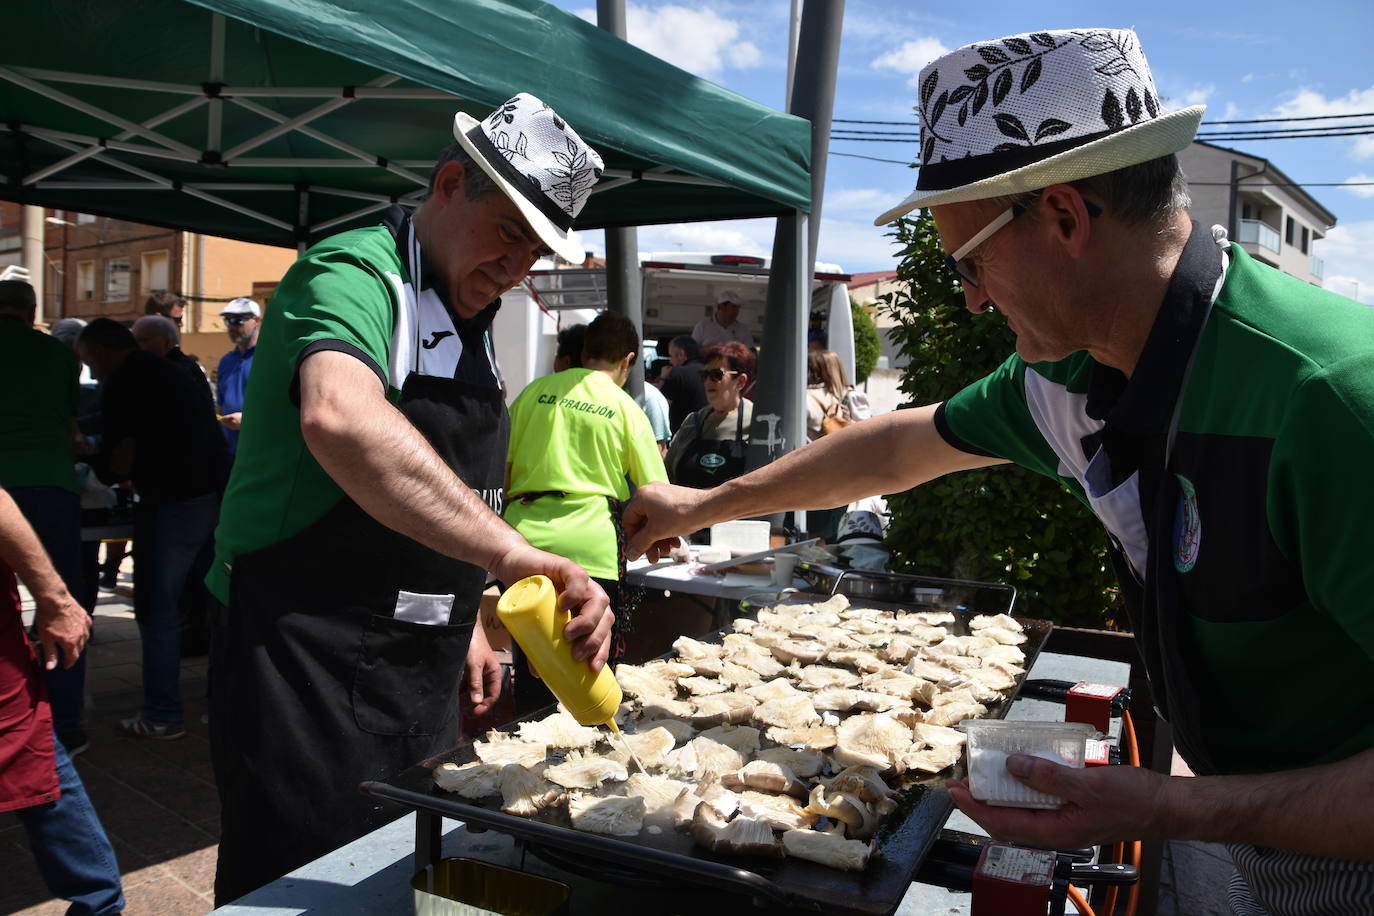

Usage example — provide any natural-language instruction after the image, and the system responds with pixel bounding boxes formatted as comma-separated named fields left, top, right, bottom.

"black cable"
left=835, top=111, right=1374, bottom=127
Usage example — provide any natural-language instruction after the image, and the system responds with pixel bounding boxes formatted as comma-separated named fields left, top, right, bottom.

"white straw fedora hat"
left=875, top=28, right=1204, bottom=224
left=453, top=93, right=603, bottom=262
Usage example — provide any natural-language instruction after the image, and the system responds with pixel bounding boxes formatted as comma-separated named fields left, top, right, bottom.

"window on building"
left=1285, top=216, right=1295, bottom=246
left=105, top=258, right=130, bottom=301
left=77, top=260, right=95, bottom=301
left=141, top=249, right=169, bottom=296
left=1300, top=226, right=1310, bottom=254
left=76, top=213, right=96, bottom=225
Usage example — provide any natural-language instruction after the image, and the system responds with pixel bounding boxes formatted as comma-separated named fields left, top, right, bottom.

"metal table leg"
left=416, top=809, right=442, bottom=868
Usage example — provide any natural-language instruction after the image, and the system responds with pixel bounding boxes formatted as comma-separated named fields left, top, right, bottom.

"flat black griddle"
left=364, top=593, right=1051, bottom=916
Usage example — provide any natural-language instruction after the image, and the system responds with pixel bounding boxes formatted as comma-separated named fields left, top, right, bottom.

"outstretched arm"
left=625, top=403, right=1005, bottom=558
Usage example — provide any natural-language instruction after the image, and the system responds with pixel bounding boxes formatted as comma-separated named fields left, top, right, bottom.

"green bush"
left=850, top=297, right=881, bottom=385
left=876, top=212, right=1123, bottom=629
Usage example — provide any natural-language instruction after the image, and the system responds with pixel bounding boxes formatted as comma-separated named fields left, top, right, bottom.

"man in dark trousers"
left=206, top=93, right=614, bottom=903
left=77, top=319, right=229, bottom=742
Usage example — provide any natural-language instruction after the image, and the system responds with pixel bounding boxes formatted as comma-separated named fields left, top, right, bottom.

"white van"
left=491, top=253, right=855, bottom=398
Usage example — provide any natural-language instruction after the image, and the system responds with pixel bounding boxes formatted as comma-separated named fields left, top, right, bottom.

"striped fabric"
left=1227, top=844, right=1374, bottom=915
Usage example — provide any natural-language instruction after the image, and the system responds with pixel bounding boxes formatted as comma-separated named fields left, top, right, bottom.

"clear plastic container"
left=710, top=520, right=771, bottom=555
left=959, top=720, right=1096, bottom=809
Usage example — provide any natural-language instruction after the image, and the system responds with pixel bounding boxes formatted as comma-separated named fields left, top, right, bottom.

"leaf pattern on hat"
left=546, top=136, right=599, bottom=210
left=491, top=130, right=529, bottom=161
left=489, top=100, right=520, bottom=126
left=918, top=29, right=1163, bottom=163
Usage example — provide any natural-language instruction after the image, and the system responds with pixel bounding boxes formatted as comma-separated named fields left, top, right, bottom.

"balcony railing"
left=1238, top=218, right=1281, bottom=254
left=1311, top=256, right=1324, bottom=280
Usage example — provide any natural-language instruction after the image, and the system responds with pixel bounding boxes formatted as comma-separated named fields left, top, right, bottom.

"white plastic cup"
left=771, top=552, right=801, bottom=586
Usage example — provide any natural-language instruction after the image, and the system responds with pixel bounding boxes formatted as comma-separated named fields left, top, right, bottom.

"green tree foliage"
left=850, top=297, right=881, bottom=385
left=877, top=212, right=1123, bottom=628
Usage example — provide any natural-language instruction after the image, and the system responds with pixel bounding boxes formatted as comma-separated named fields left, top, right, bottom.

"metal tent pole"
left=747, top=0, right=844, bottom=498
left=597, top=0, right=643, bottom=398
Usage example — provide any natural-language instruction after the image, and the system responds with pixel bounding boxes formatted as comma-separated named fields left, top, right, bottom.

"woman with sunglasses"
left=664, top=342, right=755, bottom=523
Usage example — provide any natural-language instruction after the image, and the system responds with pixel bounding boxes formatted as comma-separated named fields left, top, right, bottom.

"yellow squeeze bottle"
left=496, top=575, right=623, bottom=727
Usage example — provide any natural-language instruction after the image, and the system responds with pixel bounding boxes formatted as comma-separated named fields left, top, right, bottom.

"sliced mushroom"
left=499, top=763, right=563, bottom=817
left=690, top=692, right=756, bottom=727
left=432, top=761, right=503, bottom=798
left=755, top=745, right=826, bottom=778
left=723, top=760, right=809, bottom=798
left=568, top=793, right=645, bottom=836
left=516, top=711, right=602, bottom=749
left=821, top=765, right=894, bottom=804
left=764, top=724, right=839, bottom=751
left=753, top=694, right=822, bottom=730
left=781, top=828, right=875, bottom=871
left=603, top=726, right=677, bottom=769
left=472, top=735, right=548, bottom=769
left=625, top=772, right=694, bottom=823
left=770, top=638, right=829, bottom=666
left=696, top=724, right=761, bottom=756
left=919, top=700, right=987, bottom=728
left=743, top=678, right=803, bottom=703
left=691, top=806, right=783, bottom=858
left=672, top=635, right=724, bottom=660
left=543, top=753, right=629, bottom=790
left=796, top=665, right=862, bottom=691
left=727, top=642, right=786, bottom=678
left=737, top=790, right=819, bottom=831
left=679, top=675, right=729, bottom=697
left=688, top=735, right=747, bottom=778
left=833, top=713, right=914, bottom=770
left=805, top=784, right=877, bottom=839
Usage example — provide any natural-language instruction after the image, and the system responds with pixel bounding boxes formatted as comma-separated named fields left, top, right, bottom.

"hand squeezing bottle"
left=496, top=575, right=651, bottom=774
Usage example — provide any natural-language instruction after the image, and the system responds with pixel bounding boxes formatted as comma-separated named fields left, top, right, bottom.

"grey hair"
left=50, top=317, right=87, bottom=349
left=991, top=154, right=1191, bottom=231
left=132, top=314, right=179, bottom=345
left=428, top=142, right=501, bottom=200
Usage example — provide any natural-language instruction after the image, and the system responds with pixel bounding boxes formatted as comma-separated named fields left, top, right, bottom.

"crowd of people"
left=2, top=23, right=1372, bottom=916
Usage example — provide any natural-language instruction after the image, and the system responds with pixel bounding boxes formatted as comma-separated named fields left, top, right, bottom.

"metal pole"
left=785, top=0, right=801, bottom=106
left=596, top=0, right=643, bottom=399
left=790, top=0, right=843, bottom=274
left=21, top=205, right=45, bottom=324
left=749, top=0, right=844, bottom=486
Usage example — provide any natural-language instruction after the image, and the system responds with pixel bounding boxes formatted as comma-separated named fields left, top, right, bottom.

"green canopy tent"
left=0, top=0, right=811, bottom=248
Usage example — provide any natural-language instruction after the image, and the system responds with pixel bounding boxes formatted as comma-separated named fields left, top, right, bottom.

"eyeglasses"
left=223, top=315, right=254, bottom=326
left=700, top=368, right=740, bottom=382
left=943, top=193, right=1101, bottom=288
left=942, top=202, right=1030, bottom=289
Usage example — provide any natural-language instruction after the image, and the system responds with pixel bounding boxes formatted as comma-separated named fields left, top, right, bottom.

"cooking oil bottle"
left=496, top=574, right=623, bottom=727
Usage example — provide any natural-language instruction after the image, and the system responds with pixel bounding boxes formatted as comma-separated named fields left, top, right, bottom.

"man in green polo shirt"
left=207, top=94, right=614, bottom=904
left=0, top=280, right=88, bottom=755
left=623, top=28, right=1374, bottom=915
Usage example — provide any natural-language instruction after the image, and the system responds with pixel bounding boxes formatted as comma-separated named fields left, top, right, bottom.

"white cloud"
left=577, top=4, right=762, bottom=80
left=1344, top=175, right=1374, bottom=199
left=1317, top=220, right=1374, bottom=306
left=1270, top=85, right=1374, bottom=159
left=872, top=37, right=951, bottom=87
left=1241, top=73, right=1256, bottom=84
left=1220, top=102, right=1242, bottom=121
left=1180, top=84, right=1216, bottom=108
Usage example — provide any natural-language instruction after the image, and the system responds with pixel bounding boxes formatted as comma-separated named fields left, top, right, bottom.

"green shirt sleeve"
left=273, top=241, right=399, bottom=397
left=939, top=353, right=1066, bottom=482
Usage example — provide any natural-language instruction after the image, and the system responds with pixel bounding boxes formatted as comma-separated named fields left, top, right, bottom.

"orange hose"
left=1120, top=710, right=1142, bottom=916
left=1099, top=840, right=1122, bottom=915
left=1067, top=884, right=1097, bottom=916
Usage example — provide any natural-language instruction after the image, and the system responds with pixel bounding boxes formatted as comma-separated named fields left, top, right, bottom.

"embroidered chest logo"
left=699, top=453, right=726, bottom=470
left=422, top=330, right=454, bottom=350
left=1173, top=474, right=1201, bottom=573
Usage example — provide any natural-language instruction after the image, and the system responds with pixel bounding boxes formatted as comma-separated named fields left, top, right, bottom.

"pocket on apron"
left=350, top=613, right=472, bottom=737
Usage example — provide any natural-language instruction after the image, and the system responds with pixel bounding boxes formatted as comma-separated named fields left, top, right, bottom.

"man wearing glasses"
left=626, top=27, right=1374, bottom=913
left=215, top=298, right=260, bottom=454
left=143, top=290, right=185, bottom=329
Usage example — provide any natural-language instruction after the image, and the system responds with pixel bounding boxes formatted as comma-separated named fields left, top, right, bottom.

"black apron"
left=674, top=404, right=749, bottom=544
left=210, top=213, right=508, bottom=904
left=674, top=403, right=748, bottom=490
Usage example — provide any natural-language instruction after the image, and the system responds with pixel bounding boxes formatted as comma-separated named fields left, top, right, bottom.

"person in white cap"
left=206, top=93, right=614, bottom=903
left=691, top=286, right=755, bottom=350
left=214, top=297, right=261, bottom=453
left=624, top=28, right=1374, bottom=913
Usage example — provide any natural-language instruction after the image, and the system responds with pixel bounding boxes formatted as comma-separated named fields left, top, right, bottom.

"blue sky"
left=553, top=0, right=1374, bottom=304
